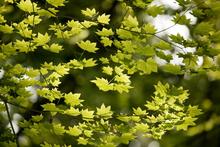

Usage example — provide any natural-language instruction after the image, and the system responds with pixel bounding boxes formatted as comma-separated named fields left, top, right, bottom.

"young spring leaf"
left=43, top=43, right=63, bottom=53
left=122, top=15, right=139, bottom=28
left=81, top=109, right=94, bottom=120
left=67, top=126, right=82, bottom=136
left=34, top=33, right=50, bottom=46
left=97, top=14, right=110, bottom=25
left=96, top=104, right=113, bottom=118
left=146, top=5, right=164, bottom=17
left=100, top=37, right=113, bottom=47
left=96, top=28, right=114, bottom=36
left=81, top=8, right=97, bottom=17
left=77, top=40, right=99, bottom=53
left=17, top=0, right=39, bottom=13
left=102, top=66, right=113, bottom=75
left=136, top=58, right=158, bottom=74
left=64, top=92, right=82, bottom=106
left=0, top=24, right=13, bottom=33
left=46, top=0, right=66, bottom=7
left=91, top=78, right=114, bottom=91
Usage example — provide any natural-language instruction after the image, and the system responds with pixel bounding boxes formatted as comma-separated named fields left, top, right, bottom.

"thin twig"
left=154, top=0, right=206, bottom=35
left=4, top=101, right=20, bottom=147
left=153, top=34, right=187, bottom=53
left=154, top=6, right=193, bottom=35
left=120, top=27, right=186, bottom=53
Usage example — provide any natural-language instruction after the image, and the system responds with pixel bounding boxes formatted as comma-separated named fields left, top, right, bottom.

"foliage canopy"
left=0, top=0, right=220, bottom=146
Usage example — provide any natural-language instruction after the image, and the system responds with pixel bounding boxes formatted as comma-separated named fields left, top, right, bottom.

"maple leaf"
left=77, top=40, right=99, bottom=53
left=97, top=14, right=110, bottom=24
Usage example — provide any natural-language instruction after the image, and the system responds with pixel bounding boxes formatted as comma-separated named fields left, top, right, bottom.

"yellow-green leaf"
left=97, top=14, right=110, bottom=25
left=77, top=40, right=99, bottom=53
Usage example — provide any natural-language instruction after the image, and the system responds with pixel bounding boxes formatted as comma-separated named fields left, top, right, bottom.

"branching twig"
left=154, top=0, right=205, bottom=34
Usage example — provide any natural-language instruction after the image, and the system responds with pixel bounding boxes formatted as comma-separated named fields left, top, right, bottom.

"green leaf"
left=96, top=104, right=113, bottom=118
left=34, top=33, right=50, bottom=46
left=133, top=0, right=148, bottom=8
left=156, top=51, right=172, bottom=61
left=187, top=105, right=202, bottom=117
left=81, top=8, right=97, bottom=17
left=113, top=83, right=132, bottom=93
left=77, top=40, right=99, bottom=53
left=100, top=57, right=110, bottom=64
left=68, top=59, right=83, bottom=69
left=146, top=5, right=164, bottom=17
left=42, top=103, right=61, bottom=112
left=122, top=15, right=139, bottom=28
left=82, top=20, right=97, bottom=28
left=101, top=37, right=113, bottom=47
left=67, top=126, right=82, bottom=136
left=142, top=23, right=156, bottom=34
left=84, top=130, right=93, bottom=137
left=177, top=89, right=189, bottom=104
left=120, top=133, right=135, bottom=144
left=37, top=8, right=58, bottom=17
left=194, top=22, right=214, bottom=35
left=96, top=28, right=114, bottom=36
left=136, top=58, right=157, bottom=74
left=24, top=15, right=42, bottom=25
left=114, top=67, right=123, bottom=75
left=46, top=0, right=66, bottom=7
left=202, top=56, right=214, bottom=68
left=54, top=64, right=69, bottom=75
left=183, top=55, right=198, bottom=69
left=136, top=45, right=155, bottom=56
left=116, top=29, right=133, bottom=39
left=154, top=81, right=169, bottom=97
left=162, top=64, right=182, bottom=75
left=63, top=107, right=80, bottom=116
left=17, top=0, right=39, bottom=13
left=82, top=58, right=97, bottom=67
left=134, top=123, right=149, bottom=132
left=0, top=103, right=5, bottom=112
left=154, top=40, right=172, bottom=50
left=13, top=22, right=33, bottom=38
left=64, top=92, right=82, bottom=106
left=91, top=77, right=114, bottom=91
left=117, top=116, right=130, bottom=122
left=121, top=40, right=136, bottom=53
left=43, top=43, right=63, bottom=53
left=37, top=88, right=58, bottom=102
left=77, top=137, right=88, bottom=145
left=97, top=14, right=110, bottom=25
left=114, top=74, right=131, bottom=83
left=46, top=72, right=62, bottom=86
left=53, top=123, right=65, bottom=135
left=176, top=0, right=191, bottom=7
left=0, top=24, right=13, bottom=33
left=102, top=66, right=113, bottom=75
left=169, top=33, right=184, bottom=44
left=133, top=107, right=147, bottom=116
left=81, top=109, right=94, bottom=120
left=176, top=117, right=197, bottom=131
left=173, top=13, right=190, bottom=26
left=0, top=15, right=6, bottom=23
left=14, top=40, right=31, bottom=53
left=145, top=101, right=159, bottom=111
